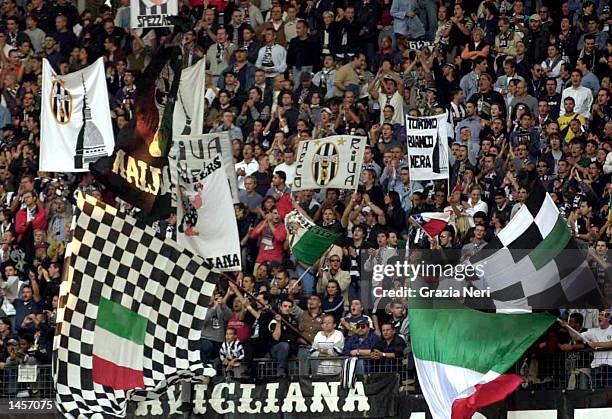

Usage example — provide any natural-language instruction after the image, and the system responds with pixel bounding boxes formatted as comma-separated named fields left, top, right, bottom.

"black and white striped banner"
left=131, top=0, right=178, bottom=29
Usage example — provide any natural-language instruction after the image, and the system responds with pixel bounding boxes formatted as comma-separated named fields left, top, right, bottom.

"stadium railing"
left=0, top=350, right=610, bottom=399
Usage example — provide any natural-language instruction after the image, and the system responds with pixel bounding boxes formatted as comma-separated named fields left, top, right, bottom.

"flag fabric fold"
left=54, top=192, right=216, bottom=418
left=467, top=183, right=602, bottom=311
left=410, top=304, right=555, bottom=419
left=411, top=212, right=450, bottom=237
left=168, top=137, right=242, bottom=271
left=90, top=44, right=183, bottom=221
left=285, top=210, right=340, bottom=265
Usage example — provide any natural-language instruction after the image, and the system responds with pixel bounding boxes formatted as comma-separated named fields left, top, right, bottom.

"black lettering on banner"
left=406, top=118, right=438, bottom=130
left=406, top=135, right=434, bottom=148
left=410, top=155, right=432, bottom=169
left=294, top=141, right=310, bottom=188
left=137, top=14, right=169, bottom=27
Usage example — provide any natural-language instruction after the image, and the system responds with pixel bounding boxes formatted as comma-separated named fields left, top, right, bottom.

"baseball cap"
left=444, top=62, right=457, bottom=71
left=529, top=14, right=541, bottom=21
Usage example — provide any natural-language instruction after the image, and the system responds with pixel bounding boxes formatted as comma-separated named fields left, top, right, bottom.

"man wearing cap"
left=368, top=69, right=405, bottom=126
left=342, top=318, right=380, bottom=374
left=524, top=13, right=549, bottom=63
left=434, top=62, right=459, bottom=106
left=228, top=47, right=257, bottom=91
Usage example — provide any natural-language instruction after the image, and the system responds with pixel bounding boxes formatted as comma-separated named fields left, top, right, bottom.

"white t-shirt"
left=582, top=325, right=612, bottom=368
left=235, top=159, right=259, bottom=190
left=378, top=91, right=405, bottom=126
left=274, top=163, right=296, bottom=187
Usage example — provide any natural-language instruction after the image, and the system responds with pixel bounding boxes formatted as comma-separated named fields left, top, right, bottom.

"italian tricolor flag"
left=285, top=210, right=340, bottom=265
left=410, top=306, right=554, bottom=419
left=92, top=297, right=148, bottom=390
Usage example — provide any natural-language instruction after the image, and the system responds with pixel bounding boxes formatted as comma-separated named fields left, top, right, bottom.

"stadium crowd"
left=0, top=0, right=609, bottom=396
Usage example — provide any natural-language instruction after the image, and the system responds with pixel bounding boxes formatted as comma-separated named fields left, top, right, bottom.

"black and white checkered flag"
left=54, top=193, right=217, bottom=418
left=466, top=183, right=603, bottom=311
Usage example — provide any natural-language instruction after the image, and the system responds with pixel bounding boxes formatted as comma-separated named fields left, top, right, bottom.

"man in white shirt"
left=310, top=314, right=344, bottom=375
left=465, top=186, right=488, bottom=227
left=580, top=310, right=612, bottom=388
left=235, top=144, right=259, bottom=190
left=273, top=150, right=296, bottom=187
left=560, top=70, right=593, bottom=119
left=256, top=29, right=287, bottom=83
left=368, top=71, right=405, bottom=126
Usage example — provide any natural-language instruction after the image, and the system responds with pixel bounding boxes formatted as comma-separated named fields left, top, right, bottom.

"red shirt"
left=250, top=221, right=287, bottom=264
left=227, top=315, right=251, bottom=342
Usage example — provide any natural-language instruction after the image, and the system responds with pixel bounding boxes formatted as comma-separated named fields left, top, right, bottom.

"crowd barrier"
left=0, top=350, right=610, bottom=400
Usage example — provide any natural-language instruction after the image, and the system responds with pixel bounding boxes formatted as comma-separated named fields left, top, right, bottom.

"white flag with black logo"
left=173, top=58, right=206, bottom=137
left=405, top=112, right=450, bottom=181
left=169, top=135, right=242, bottom=271
left=293, top=135, right=367, bottom=191
left=131, top=0, right=178, bottom=28
left=40, top=58, right=114, bottom=172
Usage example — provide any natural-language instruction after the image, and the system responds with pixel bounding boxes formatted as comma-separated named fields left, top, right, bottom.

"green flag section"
left=92, top=297, right=148, bottom=390
left=410, top=305, right=555, bottom=419
left=284, top=210, right=340, bottom=265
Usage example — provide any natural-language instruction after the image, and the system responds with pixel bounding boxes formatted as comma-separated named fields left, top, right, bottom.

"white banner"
left=293, top=135, right=367, bottom=191
left=173, top=59, right=206, bottom=137
left=131, top=0, right=178, bottom=29
left=405, top=113, right=450, bottom=181
left=171, top=133, right=238, bottom=202
left=40, top=58, right=114, bottom=172
left=169, top=139, right=241, bottom=272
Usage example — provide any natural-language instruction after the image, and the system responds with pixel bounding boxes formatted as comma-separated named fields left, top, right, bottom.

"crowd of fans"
left=0, top=0, right=609, bottom=396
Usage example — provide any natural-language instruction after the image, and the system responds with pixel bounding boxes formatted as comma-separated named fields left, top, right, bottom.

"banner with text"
left=293, top=136, right=366, bottom=191
left=405, top=113, right=450, bottom=181
left=131, top=0, right=178, bottom=29
left=169, top=136, right=241, bottom=271
left=171, top=133, right=238, bottom=202
left=128, top=374, right=399, bottom=418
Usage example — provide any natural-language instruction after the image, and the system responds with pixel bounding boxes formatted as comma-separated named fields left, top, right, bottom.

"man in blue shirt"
left=12, top=285, right=41, bottom=333
left=343, top=318, right=380, bottom=374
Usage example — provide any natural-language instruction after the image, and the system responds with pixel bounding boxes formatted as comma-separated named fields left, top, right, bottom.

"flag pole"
left=217, top=271, right=313, bottom=345
left=408, top=215, right=435, bottom=242
left=291, top=242, right=336, bottom=289
left=557, top=318, right=592, bottom=346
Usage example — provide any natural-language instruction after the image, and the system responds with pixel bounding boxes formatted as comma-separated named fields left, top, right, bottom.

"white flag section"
left=405, top=113, right=450, bottom=181
left=173, top=133, right=239, bottom=202
left=131, top=0, right=178, bottom=29
left=169, top=145, right=241, bottom=272
left=173, top=59, right=206, bottom=136
left=40, top=58, right=114, bottom=172
left=293, top=135, right=367, bottom=191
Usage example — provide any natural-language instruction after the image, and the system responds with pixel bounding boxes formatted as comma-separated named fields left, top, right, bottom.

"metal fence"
left=0, top=364, right=54, bottom=399
left=0, top=350, right=610, bottom=399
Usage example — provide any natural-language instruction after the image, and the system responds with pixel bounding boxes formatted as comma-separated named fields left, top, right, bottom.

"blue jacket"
left=390, top=0, right=425, bottom=39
